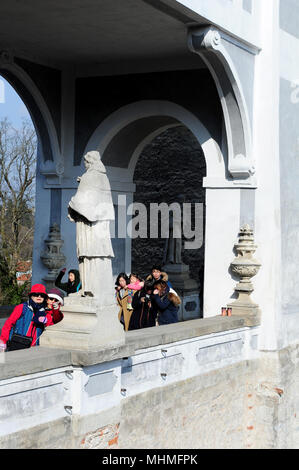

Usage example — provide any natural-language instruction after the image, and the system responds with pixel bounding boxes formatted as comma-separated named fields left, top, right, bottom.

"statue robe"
left=68, top=167, right=115, bottom=298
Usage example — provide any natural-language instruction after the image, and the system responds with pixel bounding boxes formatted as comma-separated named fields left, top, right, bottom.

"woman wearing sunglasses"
left=46, top=287, right=64, bottom=325
left=0, top=284, right=64, bottom=352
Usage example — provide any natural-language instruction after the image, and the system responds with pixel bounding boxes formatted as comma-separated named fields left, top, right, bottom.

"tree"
left=0, top=117, right=36, bottom=304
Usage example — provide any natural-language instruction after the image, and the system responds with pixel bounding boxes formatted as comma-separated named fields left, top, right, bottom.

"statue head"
left=83, top=151, right=106, bottom=173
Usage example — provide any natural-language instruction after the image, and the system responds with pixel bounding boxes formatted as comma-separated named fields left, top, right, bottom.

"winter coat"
left=146, top=271, right=173, bottom=289
left=55, top=269, right=81, bottom=295
left=45, top=305, right=64, bottom=325
left=128, top=290, right=158, bottom=330
left=116, top=288, right=133, bottom=332
left=153, top=285, right=180, bottom=325
left=0, top=301, right=63, bottom=348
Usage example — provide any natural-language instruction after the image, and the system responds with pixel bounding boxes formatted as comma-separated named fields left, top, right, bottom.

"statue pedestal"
left=40, top=294, right=125, bottom=351
left=227, top=283, right=261, bottom=317
left=163, top=263, right=200, bottom=321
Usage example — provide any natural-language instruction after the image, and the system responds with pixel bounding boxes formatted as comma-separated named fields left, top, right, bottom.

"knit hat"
left=29, top=284, right=47, bottom=297
left=47, top=287, right=64, bottom=305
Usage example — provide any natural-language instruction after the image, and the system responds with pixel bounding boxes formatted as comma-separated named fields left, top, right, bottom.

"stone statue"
left=163, top=211, right=182, bottom=264
left=40, top=151, right=124, bottom=351
left=68, top=151, right=115, bottom=299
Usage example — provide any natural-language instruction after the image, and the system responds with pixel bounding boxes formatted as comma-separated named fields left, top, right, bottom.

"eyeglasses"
left=31, top=293, right=46, bottom=298
left=48, top=297, right=56, bottom=301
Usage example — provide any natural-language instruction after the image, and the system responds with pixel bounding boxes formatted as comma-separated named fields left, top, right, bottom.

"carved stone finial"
left=40, top=223, right=66, bottom=289
left=227, top=224, right=261, bottom=318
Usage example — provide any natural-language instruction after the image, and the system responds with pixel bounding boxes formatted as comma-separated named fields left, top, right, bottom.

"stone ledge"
left=0, top=347, right=72, bottom=381
left=0, top=314, right=260, bottom=381
left=125, top=314, right=260, bottom=349
left=0, top=344, right=134, bottom=381
left=70, top=344, right=135, bottom=367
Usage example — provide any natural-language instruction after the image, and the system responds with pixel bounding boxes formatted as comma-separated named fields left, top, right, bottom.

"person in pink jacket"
left=126, top=273, right=144, bottom=310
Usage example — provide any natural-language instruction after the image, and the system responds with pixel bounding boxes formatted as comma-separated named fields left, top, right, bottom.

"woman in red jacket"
left=0, top=283, right=63, bottom=351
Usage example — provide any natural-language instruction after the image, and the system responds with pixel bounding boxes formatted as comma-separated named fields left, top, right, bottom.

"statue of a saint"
left=68, top=151, right=115, bottom=299
left=163, top=211, right=182, bottom=265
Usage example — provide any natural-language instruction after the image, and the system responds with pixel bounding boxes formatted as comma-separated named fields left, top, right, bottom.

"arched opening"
left=83, top=59, right=253, bottom=320
left=0, top=55, right=62, bottom=178
left=86, top=101, right=217, bottom=322
left=131, top=125, right=206, bottom=319
left=0, top=75, right=37, bottom=305
left=0, top=57, right=64, bottom=291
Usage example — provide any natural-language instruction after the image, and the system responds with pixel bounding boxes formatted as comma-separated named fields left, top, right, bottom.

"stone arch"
left=188, top=26, right=255, bottom=182
left=83, top=97, right=250, bottom=318
left=0, top=51, right=63, bottom=178
left=84, top=100, right=218, bottom=312
left=84, top=100, right=225, bottom=182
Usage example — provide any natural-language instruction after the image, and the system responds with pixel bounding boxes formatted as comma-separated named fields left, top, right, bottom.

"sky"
left=0, top=76, right=32, bottom=128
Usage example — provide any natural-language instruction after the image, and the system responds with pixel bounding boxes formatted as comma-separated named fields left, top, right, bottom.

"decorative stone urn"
left=40, top=223, right=66, bottom=290
left=227, top=224, right=261, bottom=318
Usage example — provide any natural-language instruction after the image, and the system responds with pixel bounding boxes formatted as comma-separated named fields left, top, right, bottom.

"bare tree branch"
left=0, top=117, right=36, bottom=293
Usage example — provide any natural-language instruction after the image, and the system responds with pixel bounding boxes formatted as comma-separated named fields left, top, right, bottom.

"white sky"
left=0, top=76, right=32, bottom=128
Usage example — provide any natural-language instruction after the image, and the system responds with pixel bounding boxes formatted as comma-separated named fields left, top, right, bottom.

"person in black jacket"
left=55, top=268, right=81, bottom=295
left=128, top=281, right=158, bottom=330
left=152, top=280, right=180, bottom=325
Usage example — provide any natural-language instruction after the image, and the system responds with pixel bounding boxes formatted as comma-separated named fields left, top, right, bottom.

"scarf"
left=29, top=297, right=47, bottom=327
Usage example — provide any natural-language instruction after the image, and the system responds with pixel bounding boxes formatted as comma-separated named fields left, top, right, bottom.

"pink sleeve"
left=127, top=282, right=143, bottom=290
left=135, top=281, right=143, bottom=290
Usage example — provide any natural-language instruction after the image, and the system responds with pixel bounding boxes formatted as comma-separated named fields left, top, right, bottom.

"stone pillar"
left=41, top=293, right=125, bottom=351
left=227, top=224, right=261, bottom=321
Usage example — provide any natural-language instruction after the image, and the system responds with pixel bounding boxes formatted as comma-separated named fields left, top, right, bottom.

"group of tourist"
left=0, top=263, right=180, bottom=352
left=115, top=264, right=180, bottom=331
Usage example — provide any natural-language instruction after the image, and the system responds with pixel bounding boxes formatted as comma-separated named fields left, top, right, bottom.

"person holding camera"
left=45, top=287, right=65, bottom=325
left=128, top=280, right=158, bottom=330
left=115, top=272, right=132, bottom=331
left=152, top=280, right=180, bottom=325
left=126, top=273, right=144, bottom=310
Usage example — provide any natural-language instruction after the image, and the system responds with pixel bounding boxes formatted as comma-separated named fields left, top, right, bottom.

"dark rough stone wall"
left=131, top=126, right=206, bottom=294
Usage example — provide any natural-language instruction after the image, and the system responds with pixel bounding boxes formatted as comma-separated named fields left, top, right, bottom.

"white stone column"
left=253, top=0, right=284, bottom=350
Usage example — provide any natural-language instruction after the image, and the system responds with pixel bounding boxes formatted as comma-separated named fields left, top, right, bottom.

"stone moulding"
left=227, top=224, right=261, bottom=318
left=187, top=26, right=255, bottom=184
left=0, top=50, right=64, bottom=179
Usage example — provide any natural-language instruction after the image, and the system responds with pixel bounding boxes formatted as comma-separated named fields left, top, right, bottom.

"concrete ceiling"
left=0, top=0, right=207, bottom=69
